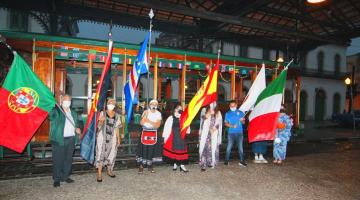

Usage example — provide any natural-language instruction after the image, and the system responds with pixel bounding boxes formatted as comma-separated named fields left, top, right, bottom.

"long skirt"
left=95, top=131, right=118, bottom=171
left=273, top=141, right=288, bottom=160
left=252, top=141, right=268, bottom=154
left=136, top=130, right=162, bottom=167
left=163, top=132, right=188, bottom=165
left=199, top=133, right=213, bottom=168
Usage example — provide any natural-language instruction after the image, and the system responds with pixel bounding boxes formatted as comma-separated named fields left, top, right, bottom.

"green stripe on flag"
left=254, top=69, right=287, bottom=106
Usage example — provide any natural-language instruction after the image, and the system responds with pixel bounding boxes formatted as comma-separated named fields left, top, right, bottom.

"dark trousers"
left=52, top=136, right=75, bottom=182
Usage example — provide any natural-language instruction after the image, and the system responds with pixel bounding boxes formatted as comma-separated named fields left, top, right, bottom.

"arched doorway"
left=218, top=84, right=226, bottom=102
left=300, top=90, right=307, bottom=121
left=333, top=93, right=341, bottom=114
left=315, top=89, right=326, bottom=121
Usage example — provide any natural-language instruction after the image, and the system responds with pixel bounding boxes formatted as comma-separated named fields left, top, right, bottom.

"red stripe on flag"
left=0, top=88, right=48, bottom=153
left=248, top=112, right=279, bottom=143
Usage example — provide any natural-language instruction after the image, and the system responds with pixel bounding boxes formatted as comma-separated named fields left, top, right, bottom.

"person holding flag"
left=137, top=99, right=162, bottom=173
left=95, top=98, right=122, bottom=182
left=247, top=60, right=293, bottom=164
left=49, top=94, right=81, bottom=187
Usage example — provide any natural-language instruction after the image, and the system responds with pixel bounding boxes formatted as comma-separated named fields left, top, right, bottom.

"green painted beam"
left=0, top=30, right=297, bottom=67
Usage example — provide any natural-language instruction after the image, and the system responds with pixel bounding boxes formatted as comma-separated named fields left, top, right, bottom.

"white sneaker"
left=254, top=155, right=260, bottom=163
left=173, top=163, right=178, bottom=171
left=259, top=154, right=268, bottom=164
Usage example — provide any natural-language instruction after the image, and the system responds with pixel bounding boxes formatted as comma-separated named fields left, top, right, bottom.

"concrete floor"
left=1, top=149, right=359, bottom=200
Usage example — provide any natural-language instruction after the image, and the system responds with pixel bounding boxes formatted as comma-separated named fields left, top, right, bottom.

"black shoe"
left=224, top=162, right=229, bottom=166
left=53, top=181, right=60, bottom=187
left=239, top=161, right=247, bottom=167
left=65, top=178, right=74, bottom=183
left=201, top=168, right=206, bottom=172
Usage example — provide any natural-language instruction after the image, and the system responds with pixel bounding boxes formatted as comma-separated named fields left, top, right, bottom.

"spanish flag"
left=180, top=57, right=219, bottom=138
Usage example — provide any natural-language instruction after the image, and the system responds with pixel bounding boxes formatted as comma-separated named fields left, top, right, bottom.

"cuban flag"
left=124, top=32, right=150, bottom=122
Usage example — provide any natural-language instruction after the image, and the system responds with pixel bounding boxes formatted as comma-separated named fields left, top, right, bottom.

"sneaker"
left=259, top=154, right=268, bottom=164
left=224, top=162, right=229, bottom=166
left=64, top=178, right=74, bottom=183
left=239, top=161, right=247, bottom=167
left=53, top=181, right=60, bottom=187
left=254, top=156, right=260, bottom=163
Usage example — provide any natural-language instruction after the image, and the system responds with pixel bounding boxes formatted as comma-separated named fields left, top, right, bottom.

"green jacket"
left=49, top=106, right=79, bottom=146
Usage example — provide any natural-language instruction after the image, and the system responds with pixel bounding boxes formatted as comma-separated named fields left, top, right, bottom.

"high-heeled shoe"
left=180, top=165, right=189, bottom=173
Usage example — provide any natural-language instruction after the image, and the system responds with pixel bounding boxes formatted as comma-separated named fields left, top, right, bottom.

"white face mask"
left=230, top=107, right=236, bottom=112
left=107, top=104, right=115, bottom=111
left=62, top=100, right=71, bottom=108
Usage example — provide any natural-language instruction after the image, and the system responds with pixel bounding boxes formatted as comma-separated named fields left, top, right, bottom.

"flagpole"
left=0, top=34, right=15, bottom=55
left=147, top=8, right=154, bottom=107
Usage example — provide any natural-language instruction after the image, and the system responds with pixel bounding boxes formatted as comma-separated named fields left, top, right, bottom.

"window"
left=217, top=84, right=226, bottom=102
left=285, top=89, right=293, bottom=103
left=9, top=10, right=28, bottom=32
left=317, top=51, right=324, bottom=72
left=240, top=46, right=248, bottom=57
left=333, top=93, right=341, bottom=114
left=334, top=54, right=340, bottom=74
left=262, top=48, right=270, bottom=60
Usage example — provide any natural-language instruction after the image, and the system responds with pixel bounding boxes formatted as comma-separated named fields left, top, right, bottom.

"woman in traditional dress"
left=95, top=99, right=122, bottom=182
left=273, top=106, right=293, bottom=164
left=137, top=99, right=162, bottom=173
left=199, top=105, right=222, bottom=171
left=162, top=105, right=190, bottom=172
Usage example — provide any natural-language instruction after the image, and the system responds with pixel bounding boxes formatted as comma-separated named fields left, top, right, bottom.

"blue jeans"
left=225, top=133, right=244, bottom=162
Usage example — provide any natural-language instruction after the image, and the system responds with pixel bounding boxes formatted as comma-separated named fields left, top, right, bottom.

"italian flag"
left=0, top=53, right=55, bottom=153
left=248, top=67, right=288, bottom=143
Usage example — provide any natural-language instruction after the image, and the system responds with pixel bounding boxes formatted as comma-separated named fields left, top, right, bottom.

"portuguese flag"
left=0, top=53, right=55, bottom=153
left=248, top=67, right=288, bottom=143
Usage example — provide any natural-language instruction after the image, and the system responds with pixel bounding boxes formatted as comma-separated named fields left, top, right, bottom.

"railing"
left=300, top=68, right=349, bottom=79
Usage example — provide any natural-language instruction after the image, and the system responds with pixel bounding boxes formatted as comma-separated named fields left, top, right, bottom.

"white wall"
left=0, top=9, right=45, bottom=33
left=306, top=44, right=347, bottom=72
left=300, top=77, right=346, bottom=120
left=248, top=47, right=262, bottom=59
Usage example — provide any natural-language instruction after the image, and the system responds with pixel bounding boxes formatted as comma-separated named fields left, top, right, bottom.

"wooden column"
left=50, top=45, right=55, bottom=93
left=87, top=58, right=93, bottom=114
left=112, top=65, right=118, bottom=100
left=295, top=75, right=301, bottom=128
left=180, top=55, right=187, bottom=108
left=153, top=55, right=158, bottom=99
left=237, top=77, right=243, bottom=104
left=157, top=73, right=162, bottom=101
left=122, top=51, right=127, bottom=115
left=231, top=61, right=236, bottom=100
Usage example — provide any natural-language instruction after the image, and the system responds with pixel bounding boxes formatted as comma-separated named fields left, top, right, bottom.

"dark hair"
left=229, top=100, right=237, bottom=105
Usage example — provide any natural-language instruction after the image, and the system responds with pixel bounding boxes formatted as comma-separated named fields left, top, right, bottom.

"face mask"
left=230, top=107, right=236, bottom=111
left=107, top=104, right=115, bottom=111
left=62, top=100, right=71, bottom=108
